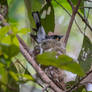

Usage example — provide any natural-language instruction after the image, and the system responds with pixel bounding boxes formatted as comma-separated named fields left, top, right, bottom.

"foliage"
left=36, top=52, right=85, bottom=76
left=0, top=0, right=92, bottom=92
left=40, top=2, right=55, bottom=33
left=78, top=35, right=92, bottom=72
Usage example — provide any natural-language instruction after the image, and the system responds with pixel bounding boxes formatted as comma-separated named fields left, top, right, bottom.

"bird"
left=33, top=39, right=66, bottom=90
left=31, top=11, right=63, bottom=43
left=31, top=11, right=66, bottom=91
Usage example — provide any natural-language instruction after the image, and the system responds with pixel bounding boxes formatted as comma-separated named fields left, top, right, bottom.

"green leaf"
left=58, top=55, right=85, bottom=76
left=30, top=0, right=43, bottom=11
left=0, top=26, right=19, bottom=46
left=0, top=67, right=8, bottom=92
left=0, top=55, right=11, bottom=65
left=52, top=0, right=72, bottom=13
left=40, top=2, right=55, bottom=33
left=78, top=35, right=92, bottom=73
left=82, top=88, right=86, bottom=92
left=0, top=62, right=5, bottom=68
left=0, top=26, right=10, bottom=42
left=20, top=74, right=34, bottom=81
left=36, top=52, right=57, bottom=65
left=75, top=86, right=85, bottom=92
left=36, top=52, right=85, bottom=76
left=9, top=71, right=34, bottom=82
left=0, top=44, right=19, bottom=58
left=9, top=71, right=19, bottom=81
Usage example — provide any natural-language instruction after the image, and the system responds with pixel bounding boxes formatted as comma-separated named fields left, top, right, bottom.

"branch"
left=15, top=59, right=45, bottom=88
left=67, top=70, right=92, bottom=92
left=68, top=0, right=92, bottom=32
left=16, top=34, right=64, bottom=92
left=54, top=0, right=71, bottom=16
left=77, top=12, right=92, bottom=31
left=42, top=85, right=49, bottom=92
left=54, top=0, right=84, bottom=34
left=64, top=0, right=82, bottom=47
left=67, top=0, right=74, bottom=9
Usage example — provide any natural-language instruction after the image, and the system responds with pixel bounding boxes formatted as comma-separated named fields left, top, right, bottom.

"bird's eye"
left=34, top=46, right=40, bottom=50
left=43, top=42, right=47, bottom=45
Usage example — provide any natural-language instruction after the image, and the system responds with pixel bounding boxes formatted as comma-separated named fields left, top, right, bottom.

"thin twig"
left=16, top=34, right=64, bottom=92
left=64, top=0, right=82, bottom=47
left=67, top=0, right=74, bottom=9
left=68, top=0, right=92, bottom=32
left=67, top=70, right=92, bottom=92
left=42, top=85, right=49, bottom=92
left=54, top=0, right=71, bottom=16
left=54, top=0, right=84, bottom=34
left=84, top=8, right=90, bottom=30
left=80, top=6, right=92, bottom=9
left=75, top=19, right=84, bottom=34
left=77, top=12, right=92, bottom=31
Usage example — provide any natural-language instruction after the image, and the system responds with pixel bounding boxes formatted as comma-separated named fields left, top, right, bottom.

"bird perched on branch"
left=31, top=11, right=66, bottom=90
